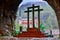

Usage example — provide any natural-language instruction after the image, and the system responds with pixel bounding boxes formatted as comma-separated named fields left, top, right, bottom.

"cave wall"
left=0, top=0, right=22, bottom=36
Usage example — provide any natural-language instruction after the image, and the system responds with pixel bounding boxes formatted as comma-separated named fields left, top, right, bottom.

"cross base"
left=14, top=28, right=47, bottom=38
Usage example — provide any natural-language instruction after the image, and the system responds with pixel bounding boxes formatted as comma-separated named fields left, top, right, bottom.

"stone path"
left=0, top=37, right=59, bottom=40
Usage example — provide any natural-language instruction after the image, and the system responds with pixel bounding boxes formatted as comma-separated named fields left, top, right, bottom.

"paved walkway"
left=0, top=37, right=59, bottom=40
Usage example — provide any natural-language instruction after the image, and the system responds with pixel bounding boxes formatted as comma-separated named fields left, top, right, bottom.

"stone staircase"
left=15, top=28, right=47, bottom=38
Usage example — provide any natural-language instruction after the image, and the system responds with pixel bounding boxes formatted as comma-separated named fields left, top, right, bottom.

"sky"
left=19, top=0, right=44, bottom=7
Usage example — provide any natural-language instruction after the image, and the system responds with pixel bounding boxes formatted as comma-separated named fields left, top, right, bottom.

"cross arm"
left=25, top=9, right=43, bottom=12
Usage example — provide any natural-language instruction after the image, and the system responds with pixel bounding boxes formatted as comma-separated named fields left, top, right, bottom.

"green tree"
left=40, top=23, right=46, bottom=32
